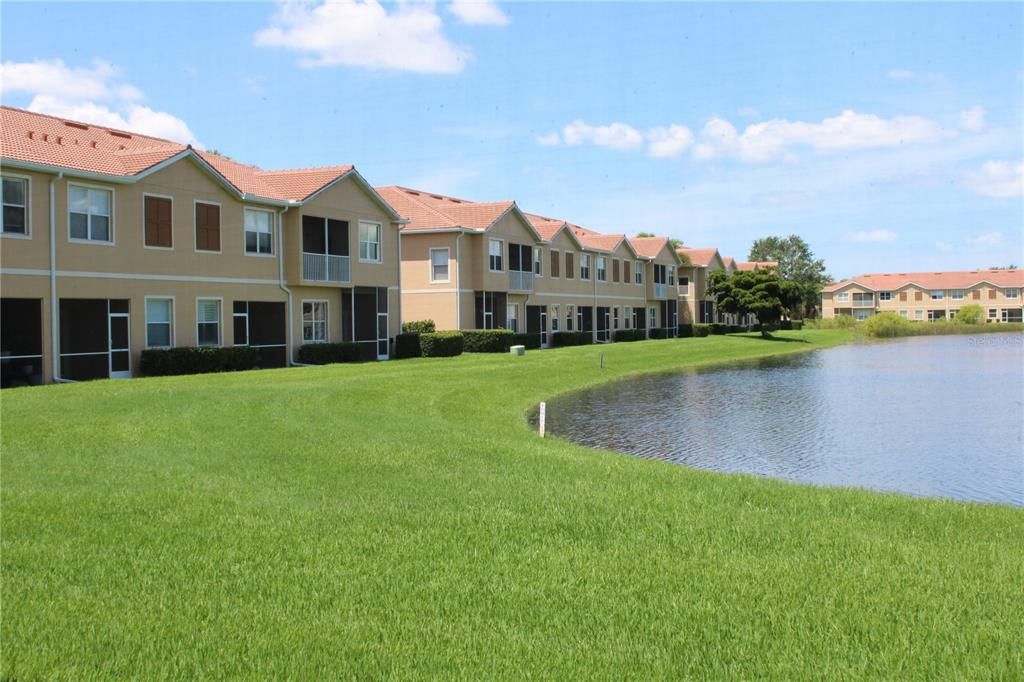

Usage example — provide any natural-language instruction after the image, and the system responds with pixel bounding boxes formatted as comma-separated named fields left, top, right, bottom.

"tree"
left=954, top=304, right=984, bottom=325
left=748, top=235, right=830, bottom=318
left=635, top=232, right=656, bottom=238
left=707, top=269, right=803, bottom=337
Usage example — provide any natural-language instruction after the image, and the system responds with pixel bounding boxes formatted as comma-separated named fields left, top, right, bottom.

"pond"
left=542, top=334, right=1023, bottom=505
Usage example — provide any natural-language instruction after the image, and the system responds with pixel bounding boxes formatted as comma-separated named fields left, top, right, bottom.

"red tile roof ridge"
left=0, top=104, right=178, bottom=145
left=259, top=164, right=354, bottom=176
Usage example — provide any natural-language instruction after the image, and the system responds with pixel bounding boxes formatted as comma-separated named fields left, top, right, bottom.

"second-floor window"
left=680, top=276, right=689, bottom=295
left=195, top=201, right=221, bottom=252
left=580, top=254, right=591, bottom=280
left=245, top=208, right=273, bottom=255
left=550, top=249, right=560, bottom=277
left=144, top=195, right=172, bottom=248
left=635, top=261, right=644, bottom=285
left=430, top=248, right=449, bottom=282
left=359, top=220, right=382, bottom=262
left=668, top=266, right=675, bottom=285
left=654, top=264, right=667, bottom=285
left=1006, top=288, right=1020, bottom=299
left=2, top=176, right=28, bottom=235
left=534, top=247, right=543, bottom=276
left=931, top=291, right=944, bottom=300
left=596, top=256, right=606, bottom=281
left=488, top=238, right=503, bottom=271
left=836, top=292, right=849, bottom=303
left=879, top=291, right=892, bottom=301
left=69, top=185, right=112, bottom=243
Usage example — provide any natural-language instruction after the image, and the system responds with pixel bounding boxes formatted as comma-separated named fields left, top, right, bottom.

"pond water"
left=542, top=334, right=1024, bottom=505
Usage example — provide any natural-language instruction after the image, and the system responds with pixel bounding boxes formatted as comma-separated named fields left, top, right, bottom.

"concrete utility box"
left=510, top=345, right=526, bottom=356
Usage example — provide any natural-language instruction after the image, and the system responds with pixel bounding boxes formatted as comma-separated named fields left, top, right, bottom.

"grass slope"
left=3, top=331, right=1022, bottom=679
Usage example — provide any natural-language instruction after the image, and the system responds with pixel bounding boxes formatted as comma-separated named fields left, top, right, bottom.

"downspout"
left=276, top=206, right=314, bottom=367
left=396, top=225, right=402, bottom=343
left=592, top=252, right=598, bottom=343
left=49, top=171, right=73, bottom=383
left=455, top=232, right=463, bottom=329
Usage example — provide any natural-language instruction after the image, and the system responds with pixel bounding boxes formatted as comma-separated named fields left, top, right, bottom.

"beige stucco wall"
left=398, top=231, right=461, bottom=330
left=822, top=282, right=1023, bottom=320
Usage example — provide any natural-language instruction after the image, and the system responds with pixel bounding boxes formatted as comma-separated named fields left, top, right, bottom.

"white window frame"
left=302, top=299, right=329, bottom=343
left=878, top=291, right=892, bottom=301
left=836, top=292, right=849, bottom=303
left=533, top=246, right=543, bottom=277
left=565, top=304, right=574, bottom=332
left=358, top=220, right=382, bottom=263
left=142, top=192, right=174, bottom=250
left=196, top=297, right=223, bottom=347
left=949, top=290, right=964, bottom=301
left=899, top=310, right=907, bottom=318
left=193, top=199, right=222, bottom=254
left=648, top=306, right=657, bottom=329
left=1006, top=288, right=1020, bottom=299
left=625, top=306, right=632, bottom=329
left=930, top=290, right=944, bottom=300
left=551, top=304, right=560, bottom=332
left=68, top=182, right=114, bottom=245
left=1, top=173, right=31, bottom=239
left=506, top=303, right=519, bottom=333
left=244, top=206, right=275, bottom=257
left=144, top=296, right=175, bottom=349
left=580, top=253, right=591, bottom=280
left=613, top=306, right=620, bottom=330
left=635, top=261, right=644, bottom=285
left=488, top=238, right=504, bottom=272
left=988, top=308, right=998, bottom=319
left=914, top=309, right=924, bottom=320
left=596, top=256, right=607, bottom=282
left=550, top=248, right=560, bottom=278
left=668, top=267, right=675, bottom=286
left=429, top=247, right=450, bottom=283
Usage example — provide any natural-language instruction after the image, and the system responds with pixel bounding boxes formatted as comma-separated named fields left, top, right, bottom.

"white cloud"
left=887, top=68, right=916, bottom=81
left=968, top=232, right=1004, bottom=248
left=647, top=124, right=694, bottom=159
left=254, top=0, right=470, bottom=74
left=737, top=106, right=760, bottom=118
left=0, top=58, right=201, bottom=145
left=562, top=120, right=645, bottom=151
left=535, top=132, right=561, bottom=146
left=964, top=161, right=1024, bottom=198
left=848, top=229, right=898, bottom=243
left=959, top=106, right=986, bottom=133
left=935, top=241, right=953, bottom=252
left=693, top=110, right=946, bottom=163
left=448, top=0, right=509, bottom=26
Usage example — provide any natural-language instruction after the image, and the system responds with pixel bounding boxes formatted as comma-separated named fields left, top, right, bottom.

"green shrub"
left=954, top=304, right=985, bottom=325
left=402, top=320, right=436, bottom=333
left=140, top=346, right=262, bottom=376
left=511, top=333, right=542, bottom=350
left=806, top=314, right=856, bottom=330
left=677, top=324, right=694, bottom=338
left=693, top=324, right=710, bottom=337
left=648, top=328, right=671, bottom=339
left=708, top=323, right=728, bottom=335
left=420, top=331, right=464, bottom=357
left=613, top=329, right=644, bottom=342
left=726, top=325, right=744, bottom=334
left=394, top=333, right=422, bottom=359
left=862, top=312, right=914, bottom=338
left=551, top=331, right=593, bottom=347
left=462, top=329, right=514, bottom=353
left=297, top=342, right=362, bottom=365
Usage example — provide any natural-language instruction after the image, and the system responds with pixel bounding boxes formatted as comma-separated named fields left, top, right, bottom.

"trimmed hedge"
left=297, top=342, right=361, bottom=365
left=420, top=331, right=463, bottom=357
left=551, top=331, right=593, bottom=347
left=394, top=333, right=422, bottom=359
left=779, top=320, right=803, bottom=331
left=512, top=332, right=542, bottom=350
left=462, top=329, right=514, bottom=353
left=402, top=320, right=436, bottom=333
left=677, top=324, right=694, bottom=338
left=613, top=329, right=644, bottom=342
left=708, top=323, right=728, bottom=335
left=140, top=346, right=261, bottom=377
left=726, top=325, right=744, bottom=334
left=648, top=327, right=671, bottom=339
left=693, top=324, right=710, bottom=337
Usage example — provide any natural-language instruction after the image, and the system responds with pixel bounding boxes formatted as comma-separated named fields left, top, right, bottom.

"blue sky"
left=2, top=1, right=1021, bottom=278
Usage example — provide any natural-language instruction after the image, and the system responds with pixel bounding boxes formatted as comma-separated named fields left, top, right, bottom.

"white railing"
left=853, top=298, right=875, bottom=308
left=654, top=283, right=667, bottom=299
left=509, top=270, right=534, bottom=291
left=303, top=252, right=350, bottom=283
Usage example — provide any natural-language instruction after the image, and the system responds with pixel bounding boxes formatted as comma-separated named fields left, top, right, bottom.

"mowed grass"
left=2, top=330, right=1022, bottom=679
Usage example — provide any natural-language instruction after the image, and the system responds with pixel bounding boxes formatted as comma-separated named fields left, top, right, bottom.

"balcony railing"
left=509, top=270, right=534, bottom=292
left=303, top=252, right=350, bottom=283
left=654, top=283, right=667, bottom=299
left=852, top=298, right=875, bottom=308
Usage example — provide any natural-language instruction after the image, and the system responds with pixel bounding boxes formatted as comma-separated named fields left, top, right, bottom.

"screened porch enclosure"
left=302, top=215, right=350, bottom=283
left=59, top=298, right=130, bottom=381
left=474, top=291, right=508, bottom=330
left=1, top=298, right=43, bottom=388
left=342, top=286, right=390, bottom=360
left=233, top=301, right=287, bottom=368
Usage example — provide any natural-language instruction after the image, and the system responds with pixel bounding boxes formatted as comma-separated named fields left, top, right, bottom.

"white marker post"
left=539, top=401, right=546, bottom=438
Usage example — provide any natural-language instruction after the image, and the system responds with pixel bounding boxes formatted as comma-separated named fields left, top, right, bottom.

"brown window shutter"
left=550, top=251, right=559, bottom=277
left=915, top=291, right=922, bottom=301
left=899, top=291, right=907, bottom=301
left=196, top=203, right=220, bottom=251
left=612, top=259, right=620, bottom=282
left=565, top=252, right=574, bottom=279
left=145, top=196, right=172, bottom=248
left=989, top=289, right=996, bottom=299
left=624, top=260, right=631, bottom=283
left=972, top=290, right=980, bottom=300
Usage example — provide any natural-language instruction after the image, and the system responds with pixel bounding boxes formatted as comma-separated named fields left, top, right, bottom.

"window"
left=488, top=238, right=503, bottom=271
left=648, top=306, right=657, bottom=329
left=972, top=290, right=981, bottom=300
left=507, top=304, right=518, bottom=332
left=899, top=310, right=908, bottom=318
left=534, top=247, right=543, bottom=276
left=580, top=254, right=591, bottom=280
left=551, top=305, right=560, bottom=332
left=914, top=309, right=923, bottom=320
left=564, top=252, right=574, bottom=279
left=358, top=221, right=382, bottom=262
left=195, top=201, right=221, bottom=252
left=680, top=276, right=689, bottom=295
left=613, top=307, right=620, bottom=330
left=635, top=262, right=644, bottom=285
left=931, top=291, right=944, bottom=300
left=668, top=267, right=675, bottom=286
left=196, top=298, right=221, bottom=346
left=596, top=256, right=606, bottom=281
left=302, top=301, right=328, bottom=343
left=2, top=176, right=28, bottom=235
left=1006, top=288, right=1020, bottom=299
left=430, top=248, right=449, bottom=282
left=900, top=291, right=908, bottom=302
left=566, top=305, right=574, bottom=331
left=988, top=308, right=998, bottom=319
left=950, top=290, right=965, bottom=300
left=244, top=208, right=273, bottom=255
left=915, top=291, right=923, bottom=301
left=145, top=298, right=173, bottom=348
left=144, top=195, right=172, bottom=248
left=855, top=310, right=871, bottom=321
left=988, top=289, right=997, bottom=300
left=233, top=302, right=249, bottom=345
left=624, top=306, right=632, bottom=329
left=550, top=249, right=560, bottom=277
left=836, top=292, right=849, bottom=303
left=612, top=259, right=620, bottom=283
left=623, top=261, right=631, bottom=283
left=879, top=291, right=892, bottom=301
left=69, top=185, right=112, bottom=242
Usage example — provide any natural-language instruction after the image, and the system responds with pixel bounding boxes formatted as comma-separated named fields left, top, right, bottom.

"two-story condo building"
left=677, top=246, right=727, bottom=323
left=821, top=270, right=1024, bottom=322
left=0, top=106, right=404, bottom=386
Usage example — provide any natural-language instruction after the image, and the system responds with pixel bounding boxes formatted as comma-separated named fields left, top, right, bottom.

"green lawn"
left=3, top=331, right=1021, bottom=679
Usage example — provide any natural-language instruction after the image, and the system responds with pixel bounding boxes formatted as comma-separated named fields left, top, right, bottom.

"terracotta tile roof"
left=676, top=246, right=720, bottom=266
left=1, top=105, right=359, bottom=204
left=823, top=269, right=1024, bottom=293
left=723, top=256, right=737, bottom=270
left=376, top=186, right=516, bottom=231
left=629, top=236, right=672, bottom=259
left=578, top=232, right=626, bottom=252
left=524, top=213, right=568, bottom=241
left=736, top=260, right=778, bottom=271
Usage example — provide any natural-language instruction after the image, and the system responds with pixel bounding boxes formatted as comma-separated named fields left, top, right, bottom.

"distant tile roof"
left=1, top=105, right=361, bottom=204
left=723, top=256, right=737, bottom=270
left=736, top=260, right=778, bottom=271
left=823, top=270, right=1024, bottom=293
left=376, top=186, right=516, bottom=231
left=677, top=246, right=720, bottom=266
left=524, top=213, right=568, bottom=241
left=629, top=236, right=673, bottom=259
left=577, top=232, right=627, bottom=253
